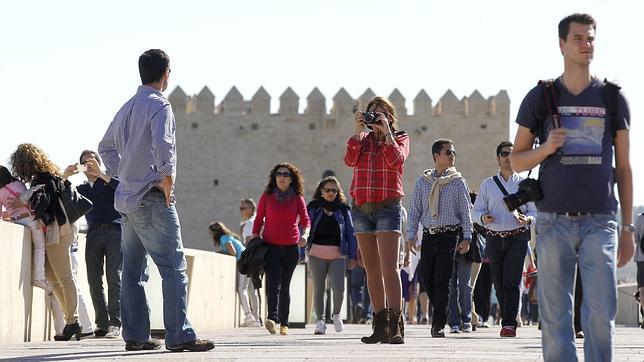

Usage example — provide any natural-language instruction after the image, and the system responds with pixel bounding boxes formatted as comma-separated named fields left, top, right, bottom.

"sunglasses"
left=323, top=188, right=338, bottom=194
left=239, top=206, right=251, bottom=211
left=498, top=151, right=511, bottom=157
left=275, top=171, right=291, bottom=178
left=443, top=150, right=457, bottom=156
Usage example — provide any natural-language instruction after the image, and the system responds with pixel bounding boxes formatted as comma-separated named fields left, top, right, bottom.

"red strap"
left=3, top=184, right=20, bottom=197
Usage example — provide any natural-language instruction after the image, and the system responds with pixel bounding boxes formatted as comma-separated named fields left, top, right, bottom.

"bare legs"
left=357, top=232, right=402, bottom=312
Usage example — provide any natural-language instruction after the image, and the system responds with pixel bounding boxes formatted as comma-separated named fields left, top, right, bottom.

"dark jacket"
left=31, top=172, right=66, bottom=226
left=77, top=177, right=121, bottom=228
left=306, top=201, right=358, bottom=260
left=238, top=237, right=268, bottom=279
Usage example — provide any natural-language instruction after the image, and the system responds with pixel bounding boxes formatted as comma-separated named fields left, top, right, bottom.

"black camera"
left=502, top=178, right=544, bottom=212
left=362, top=111, right=382, bottom=124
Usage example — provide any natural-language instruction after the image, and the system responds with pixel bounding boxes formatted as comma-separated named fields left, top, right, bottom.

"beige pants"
left=45, top=229, right=78, bottom=325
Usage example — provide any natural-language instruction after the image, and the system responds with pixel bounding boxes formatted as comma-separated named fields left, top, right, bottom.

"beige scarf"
left=422, top=167, right=462, bottom=218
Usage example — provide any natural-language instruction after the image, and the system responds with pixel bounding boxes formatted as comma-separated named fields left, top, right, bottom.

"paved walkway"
left=1, top=324, right=643, bottom=361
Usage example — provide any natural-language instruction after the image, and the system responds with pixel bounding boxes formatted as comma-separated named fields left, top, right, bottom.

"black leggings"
left=264, top=244, right=300, bottom=327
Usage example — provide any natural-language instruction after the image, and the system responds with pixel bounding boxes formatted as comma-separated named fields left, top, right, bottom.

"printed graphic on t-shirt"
left=558, top=106, right=605, bottom=165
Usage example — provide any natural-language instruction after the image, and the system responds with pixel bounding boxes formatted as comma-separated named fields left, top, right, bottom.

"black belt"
left=486, top=228, right=528, bottom=238
left=423, top=225, right=462, bottom=235
left=556, top=212, right=592, bottom=217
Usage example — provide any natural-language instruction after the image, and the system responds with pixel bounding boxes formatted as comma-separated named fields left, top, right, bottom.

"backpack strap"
left=535, top=79, right=561, bottom=145
left=603, top=78, right=620, bottom=143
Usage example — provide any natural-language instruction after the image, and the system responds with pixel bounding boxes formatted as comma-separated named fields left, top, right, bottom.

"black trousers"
left=474, top=262, right=492, bottom=323
left=486, top=231, right=529, bottom=328
left=420, top=230, right=458, bottom=331
left=86, top=224, right=122, bottom=329
left=264, top=244, right=299, bottom=327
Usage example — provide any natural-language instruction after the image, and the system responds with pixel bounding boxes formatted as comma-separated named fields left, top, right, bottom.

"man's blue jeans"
left=448, top=256, right=473, bottom=328
left=120, top=191, right=196, bottom=346
left=536, top=212, right=617, bottom=362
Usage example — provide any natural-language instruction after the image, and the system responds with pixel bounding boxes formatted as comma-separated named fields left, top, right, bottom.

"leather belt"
left=355, top=198, right=400, bottom=214
left=423, top=225, right=462, bottom=235
left=486, top=227, right=528, bottom=238
left=10, top=212, right=32, bottom=222
left=556, top=212, right=592, bottom=217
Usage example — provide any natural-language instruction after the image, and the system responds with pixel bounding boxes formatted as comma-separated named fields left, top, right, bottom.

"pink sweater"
left=0, top=181, right=31, bottom=218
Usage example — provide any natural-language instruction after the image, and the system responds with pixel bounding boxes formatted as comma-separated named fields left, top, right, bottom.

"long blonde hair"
left=10, top=143, right=61, bottom=182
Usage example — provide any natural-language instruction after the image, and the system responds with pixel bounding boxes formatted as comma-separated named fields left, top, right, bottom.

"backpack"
left=532, top=78, right=621, bottom=147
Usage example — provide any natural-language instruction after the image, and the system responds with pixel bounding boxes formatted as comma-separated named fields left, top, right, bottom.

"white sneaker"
left=450, top=326, right=461, bottom=334
left=242, top=315, right=258, bottom=327
left=314, top=320, right=326, bottom=335
left=332, top=314, right=344, bottom=332
left=105, top=326, right=121, bottom=338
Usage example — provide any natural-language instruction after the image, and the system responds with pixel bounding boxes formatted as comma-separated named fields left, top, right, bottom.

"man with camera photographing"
left=511, top=14, right=634, bottom=361
left=472, top=141, right=536, bottom=338
left=406, top=139, right=472, bottom=338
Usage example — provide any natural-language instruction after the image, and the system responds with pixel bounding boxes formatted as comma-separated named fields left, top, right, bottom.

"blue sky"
left=1, top=0, right=642, bottom=205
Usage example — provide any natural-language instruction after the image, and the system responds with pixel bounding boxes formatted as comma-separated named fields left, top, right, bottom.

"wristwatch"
left=621, top=224, right=635, bottom=233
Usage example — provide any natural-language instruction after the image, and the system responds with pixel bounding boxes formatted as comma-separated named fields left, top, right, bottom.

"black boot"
left=360, top=310, right=389, bottom=344
left=387, top=309, right=404, bottom=344
left=54, top=321, right=82, bottom=341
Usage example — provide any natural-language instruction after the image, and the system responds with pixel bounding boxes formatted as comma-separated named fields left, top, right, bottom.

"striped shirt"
left=407, top=169, right=472, bottom=240
left=344, top=131, right=409, bottom=206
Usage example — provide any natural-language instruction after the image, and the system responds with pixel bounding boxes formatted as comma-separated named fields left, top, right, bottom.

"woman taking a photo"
left=344, top=96, right=410, bottom=344
left=307, top=176, right=357, bottom=335
left=10, top=143, right=82, bottom=341
left=252, top=162, right=310, bottom=336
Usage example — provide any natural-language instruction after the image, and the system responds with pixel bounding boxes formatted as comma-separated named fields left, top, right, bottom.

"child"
left=0, top=165, right=50, bottom=291
left=209, top=221, right=259, bottom=327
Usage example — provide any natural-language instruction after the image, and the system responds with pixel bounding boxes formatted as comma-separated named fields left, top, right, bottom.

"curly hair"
left=264, top=162, right=305, bottom=196
left=208, top=221, right=240, bottom=247
left=365, top=96, right=399, bottom=132
left=10, top=143, right=61, bottom=182
left=312, top=176, right=347, bottom=204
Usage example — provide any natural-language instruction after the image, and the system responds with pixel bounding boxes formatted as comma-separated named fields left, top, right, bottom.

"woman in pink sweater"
left=252, top=162, right=310, bottom=336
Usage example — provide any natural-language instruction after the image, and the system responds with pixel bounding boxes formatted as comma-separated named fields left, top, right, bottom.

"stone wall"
left=171, top=86, right=510, bottom=250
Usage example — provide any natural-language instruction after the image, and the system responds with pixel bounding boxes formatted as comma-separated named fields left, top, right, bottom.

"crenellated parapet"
left=168, top=86, right=509, bottom=118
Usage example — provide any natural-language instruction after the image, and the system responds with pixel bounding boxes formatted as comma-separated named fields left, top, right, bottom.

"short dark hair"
left=496, top=141, right=513, bottom=156
left=139, top=49, right=170, bottom=85
left=431, top=138, right=453, bottom=162
left=558, top=13, right=596, bottom=40
left=79, top=150, right=101, bottom=165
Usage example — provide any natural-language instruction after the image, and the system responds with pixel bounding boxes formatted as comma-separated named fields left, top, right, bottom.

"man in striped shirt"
left=407, top=138, right=472, bottom=338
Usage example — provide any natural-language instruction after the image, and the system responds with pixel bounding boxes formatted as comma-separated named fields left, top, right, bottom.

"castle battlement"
left=169, top=86, right=510, bottom=118
left=172, top=84, right=510, bottom=252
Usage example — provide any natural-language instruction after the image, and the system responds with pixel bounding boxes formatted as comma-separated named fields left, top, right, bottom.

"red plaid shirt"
left=344, top=131, right=409, bottom=206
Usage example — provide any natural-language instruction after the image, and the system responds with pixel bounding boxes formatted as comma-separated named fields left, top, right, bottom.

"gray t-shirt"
left=516, top=77, right=630, bottom=213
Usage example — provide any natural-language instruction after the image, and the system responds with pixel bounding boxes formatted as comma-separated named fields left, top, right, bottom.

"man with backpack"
left=510, top=13, right=634, bottom=361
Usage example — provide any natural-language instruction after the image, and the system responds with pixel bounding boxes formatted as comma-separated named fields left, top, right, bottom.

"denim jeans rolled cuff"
left=486, top=232, right=528, bottom=328
left=120, top=191, right=196, bottom=346
left=86, top=224, right=123, bottom=329
left=351, top=200, right=402, bottom=234
left=535, top=212, right=617, bottom=362
left=264, top=243, right=299, bottom=326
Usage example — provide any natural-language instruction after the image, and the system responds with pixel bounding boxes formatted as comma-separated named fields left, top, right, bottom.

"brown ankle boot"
left=361, top=310, right=389, bottom=344
left=387, top=309, right=404, bottom=344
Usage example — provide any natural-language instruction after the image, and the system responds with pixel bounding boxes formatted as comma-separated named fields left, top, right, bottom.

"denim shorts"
left=351, top=200, right=402, bottom=234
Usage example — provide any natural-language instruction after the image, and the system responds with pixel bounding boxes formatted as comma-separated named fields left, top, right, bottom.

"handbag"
left=58, top=179, right=93, bottom=224
left=464, top=231, right=482, bottom=263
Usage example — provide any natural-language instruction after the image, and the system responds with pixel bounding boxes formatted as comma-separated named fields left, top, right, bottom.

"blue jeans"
left=448, top=256, right=473, bottom=328
left=120, top=191, right=196, bottom=346
left=536, top=212, right=617, bottom=362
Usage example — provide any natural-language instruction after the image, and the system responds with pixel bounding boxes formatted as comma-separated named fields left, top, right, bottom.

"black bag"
left=464, top=231, right=482, bottom=263
left=58, top=179, right=93, bottom=224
